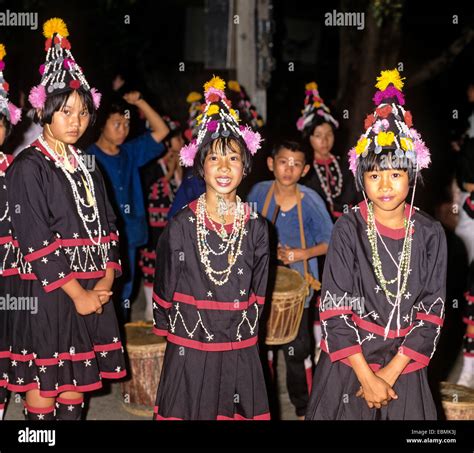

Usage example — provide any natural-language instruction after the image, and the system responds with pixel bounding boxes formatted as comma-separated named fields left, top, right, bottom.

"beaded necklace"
left=196, top=193, right=246, bottom=286
left=38, top=135, right=103, bottom=246
left=314, top=155, right=343, bottom=207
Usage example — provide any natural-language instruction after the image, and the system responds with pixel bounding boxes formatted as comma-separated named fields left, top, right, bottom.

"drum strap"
left=262, top=183, right=321, bottom=292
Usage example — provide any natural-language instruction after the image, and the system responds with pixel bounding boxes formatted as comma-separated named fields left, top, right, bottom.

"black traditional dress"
left=306, top=201, right=447, bottom=420
left=152, top=199, right=270, bottom=420
left=139, top=158, right=180, bottom=288
left=0, top=153, right=14, bottom=412
left=3, top=140, right=126, bottom=399
left=304, top=155, right=358, bottom=221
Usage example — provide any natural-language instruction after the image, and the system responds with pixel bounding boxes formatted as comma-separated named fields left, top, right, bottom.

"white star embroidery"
left=41, top=280, right=48, bottom=286
left=58, top=360, right=64, bottom=367
left=84, top=359, right=91, bottom=367
left=28, top=247, right=34, bottom=253
left=39, top=366, right=47, bottom=373
left=240, top=289, right=246, bottom=296
left=54, top=250, right=60, bottom=256
left=42, top=240, right=49, bottom=246
left=207, top=291, right=213, bottom=298
left=238, top=268, right=243, bottom=275
left=58, top=272, right=65, bottom=278
left=115, top=366, right=121, bottom=372
left=111, top=241, right=117, bottom=246
left=73, top=265, right=79, bottom=271
left=68, top=405, right=74, bottom=411
left=37, top=413, right=44, bottom=420
left=219, top=243, right=225, bottom=250
left=21, top=349, right=28, bottom=355
left=404, top=292, right=411, bottom=300
left=2, top=373, right=8, bottom=379
left=11, top=360, right=17, bottom=366
left=16, top=377, right=24, bottom=384
left=352, top=205, right=360, bottom=211
left=41, top=257, right=48, bottom=264
left=243, top=229, right=248, bottom=236
left=100, top=351, right=108, bottom=358
left=371, top=312, right=380, bottom=320
left=403, top=315, right=410, bottom=323
left=113, top=337, right=119, bottom=343
left=53, top=352, right=59, bottom=358
left=189, top=216, right=195, bottom=223
left=64, top=247, right=72, bottom=254
left=374, top=285, right=381, bottom=293
left=73, top=233, right=79, bottom=238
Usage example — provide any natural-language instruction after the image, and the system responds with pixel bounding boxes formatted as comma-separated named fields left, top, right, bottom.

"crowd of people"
left=0, top=17, right=472, bottom=422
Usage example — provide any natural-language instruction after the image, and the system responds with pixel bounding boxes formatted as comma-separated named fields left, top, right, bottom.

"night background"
left=0, top=0, right=473, bottom=430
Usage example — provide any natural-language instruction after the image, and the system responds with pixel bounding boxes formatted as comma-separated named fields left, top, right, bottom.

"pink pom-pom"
left=296, top=116, right=305, bottom=131
left=241, top=126, right=262, bottom=155
left=348, top=147, right=358, bottom=175
left=414, top=138, right=431, bottom=169
left=0, top=61, right=5, bottom=71
left=7, top=102, right=21, bottom=125
left=90, top=87, right=102, bottom=110
left=28, top=84, right=46, bottom=109
left=204, top=87, right=225, bottom=102
left=39, top=64, right=45, bottom=75
left=373, top=86, right=405, bottom=106
left=373, top=119, right=389, bottom=134
left=179, top=141, right=199, bottom=167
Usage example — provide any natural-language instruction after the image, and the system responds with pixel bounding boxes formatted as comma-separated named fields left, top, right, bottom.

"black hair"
left=0, top=113, right=13, bottom=140
left=95, top=98, right=129, bottom=131
left=302, top=115, right=336, bottom=141
left=355, top=150, right=422, bottom=192
left=271, top=139, right=312, bottom=164
left=193, top=136, right=252, bottom=179
left=35, top=87, right=97, bottom=126
left=164, top=127, right=183, bottom=149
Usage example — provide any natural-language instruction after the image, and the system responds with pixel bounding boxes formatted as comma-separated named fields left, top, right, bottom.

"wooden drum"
left=265, top=266, right=308, bottom=346
left=121, top=321, right=167, bottom=416
left=440, top=381, right=474, bottom=420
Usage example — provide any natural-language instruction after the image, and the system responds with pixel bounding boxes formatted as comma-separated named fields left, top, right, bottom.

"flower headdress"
left=296, top=81, right=339, bottom=132
left=348, top=69, right=430, bottom=175
left=227, top=80, right=264, bottom=131
left=179, top=76, right=263, bottom=167
left=29, top=18, right=101, bottom=110
left=0, top=44, right=21, bottom=125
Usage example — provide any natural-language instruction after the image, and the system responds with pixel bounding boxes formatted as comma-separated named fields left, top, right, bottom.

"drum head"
left=274, top=266, right=306, bottom=293
left=125, top=321, right=166, bottom=346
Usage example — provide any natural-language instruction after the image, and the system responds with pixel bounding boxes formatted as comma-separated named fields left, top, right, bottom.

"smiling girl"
left=305, top=69, right=447, bottom=420
left=151, top=76, right=270, bottom=420
left=4, top=18, right=125, bottom=421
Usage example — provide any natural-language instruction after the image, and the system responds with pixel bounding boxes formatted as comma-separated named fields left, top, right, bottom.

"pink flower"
left=373, top=119, right=389, bottom=134
left=0, top=61, right=5, bottom=71
left=207, top=120, right=218, bottom=132
left=28, top=84, right=46, bottom=109
left=296, top=116, right=305, bottom=131
left=90, top=88, right=102, bottom=110
left=204, top=87, right=225, bottom=102
left=373, top=86, right=405, bottom=106
left=414, top=137, right=431, bottom=169
left=179, top=141, right=198, bottom=167
left=7, top=102, right=21, bottom=125
left=348, top=147, right=358, bottom=175
left=241, top=126, right=262, bottom=155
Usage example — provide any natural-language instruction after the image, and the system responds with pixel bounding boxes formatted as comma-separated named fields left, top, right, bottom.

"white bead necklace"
left=314, top=155, right=343, bottom=207
left=38, top=135, right=103, bottom=246
left=196, top=194, right=246, bottom=286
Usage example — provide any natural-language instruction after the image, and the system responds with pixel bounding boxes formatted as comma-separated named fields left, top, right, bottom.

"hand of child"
left=73, top=289, right=112, bottom=316
left=356, top=374, right=398, bottom=409
left=123, top=91, right=142, bottom=105
left=93, top=278, right=113, bottom=305
left=277, top=245, right=307, bottom=264
left=463, top=182, right=474, bottom=193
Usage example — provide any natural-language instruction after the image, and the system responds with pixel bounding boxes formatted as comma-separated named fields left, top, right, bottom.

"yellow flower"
left=400, top=137, right=413, bottom=151
left=186, top=92, right=202, bottom=103
left=229, top=108, right=239, bottom=120
left=43, top=17, right=69, bottom=38
left=305, top=82, right=318, bottom=91
left=204, top=76, right=226, bottom=93
left=375, top=69, right=405, bottom=91
left=0, top=44, right=6, bottom=61
left=355, top=137, right=370, bottom=155
left=207, top=104, right=219, bottom=116
left=377, top=131, right=395, bottom=146
left=313, top=101, right=322, bottom=108
left=228, top=80, right=241, bottom=92
left=196, top=114, right=203, bottom=125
